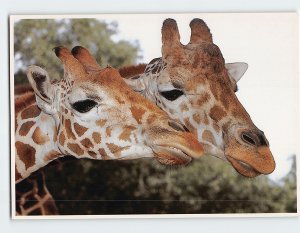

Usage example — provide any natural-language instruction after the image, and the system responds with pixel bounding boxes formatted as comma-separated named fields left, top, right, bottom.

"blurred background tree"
left=14, top=19, right=140, bottom=84
left=14, top=19, right=297, bottom=215
left=44, top=155, right=297, bottom=215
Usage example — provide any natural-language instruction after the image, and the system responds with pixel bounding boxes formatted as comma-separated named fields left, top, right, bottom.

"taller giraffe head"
left=16, top=46, right=203, bottom=181
left=124, top=19, right=275, bottom=177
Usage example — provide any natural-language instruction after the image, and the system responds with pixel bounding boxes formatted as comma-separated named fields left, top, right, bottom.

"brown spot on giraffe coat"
left=88, top=151, right=97, bottom=158
left=32, top=127, right=50, bottom=145
left=15, top=141, right=36, bottom=170
left=146, top=115, right=156, bottom=125
left=96, top=119, right=107, bottom=127
left=106, top=143, right=130, bottom=157
left=53, top=126, right=57, bottom=142
left=192, top=113, right=201, bottom=124
left=98, top=148, right=110, bottom=160
left=202, top=130, right=216, bottom=145
left=21, top=105, right=41, bottom=120
left=196, top=92, right=211, bottom=106
left=44, top=150, right=60, bottom=162
left=19, top=121, right=35, bottom=136
left=209, top=82, right=220, bottom=101
left=15, top=165, right=22, bottom=181
left=15, top=119, right=18, bottom=131
left=80, top=138, right=93, bottom=149
left=67, top=143, right=84, bottom=156
left=65, top=119, right=76, bottom=140
left=209, top=105, right=226, bottom=122
left=212, top=122, right=220, bottom=133
left=118, top=126, right=136, bottom=142
left=115, top=95, right=125, bottom=104
left=59, top=133, right=65, bottom=145
left=130, top=106, right=146, bottom=124
left=92, top=132, right=102, bottom=144
left=73, top=123, right=88, bottom=137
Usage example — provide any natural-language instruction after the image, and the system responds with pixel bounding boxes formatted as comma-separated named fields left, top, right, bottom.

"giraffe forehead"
left=88, top=68, right=128, bottom=89
left=164, top=65, right=231, bottom=94
left=163, top=43, right=227, bottom=85
left=184, top=42, right=223, bottom=59
left=67, top=86, right=89, bottom=102
left=74, top=75, right=137, bottom=102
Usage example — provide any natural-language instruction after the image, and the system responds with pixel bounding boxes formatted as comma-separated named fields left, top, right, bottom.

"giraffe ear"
left=225, top=62, right=248, bottom=83
left=123, top=76, right=146, bottom=92
left=26, top=65, right=54, bottom=104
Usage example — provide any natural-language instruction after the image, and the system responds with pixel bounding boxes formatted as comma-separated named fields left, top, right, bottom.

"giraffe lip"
left=152, top=145, right=192, bottom=166
left=226, top=155, right=260, bottom=178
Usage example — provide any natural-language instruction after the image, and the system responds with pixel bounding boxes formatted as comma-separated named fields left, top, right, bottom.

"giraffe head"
left=125, top=19, right=275, bottom=177
left=26, top=46, right=203, bottom=166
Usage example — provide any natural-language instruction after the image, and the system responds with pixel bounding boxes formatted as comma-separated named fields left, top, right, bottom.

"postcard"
left=10, top=13, right=298, bottom=218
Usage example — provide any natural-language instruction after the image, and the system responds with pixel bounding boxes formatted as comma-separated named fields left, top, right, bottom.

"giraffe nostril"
left=182, top=125, right=190, bottom=132
left=240, top=130, right=269, bottom=147
left=168, top=120, right=188, bottom=132
left=241, top=132, right=257, bottom=146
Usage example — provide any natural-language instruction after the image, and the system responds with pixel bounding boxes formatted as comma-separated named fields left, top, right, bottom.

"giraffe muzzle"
left=151, top=131, right=204, bottom=166
left=224, top=127, right=276, bottom=178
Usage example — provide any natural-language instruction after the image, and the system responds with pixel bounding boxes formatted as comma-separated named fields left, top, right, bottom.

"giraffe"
left=14, top=46, right=204, bottom=214
left=119, top=18, right=276, bottom=178
left=16, top=171, right=58, bottom=215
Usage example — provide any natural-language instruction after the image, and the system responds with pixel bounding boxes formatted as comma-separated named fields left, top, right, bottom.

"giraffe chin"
left=226, top=156, right=260, bottom=178
left=152, top=145, right=192, bottom=166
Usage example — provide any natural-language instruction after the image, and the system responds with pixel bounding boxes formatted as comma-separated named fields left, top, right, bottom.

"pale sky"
left=98, top=13, right=298, bottom=181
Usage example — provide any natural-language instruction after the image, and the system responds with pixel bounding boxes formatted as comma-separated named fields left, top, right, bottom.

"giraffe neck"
left=15, top=100, right=62, bottom=182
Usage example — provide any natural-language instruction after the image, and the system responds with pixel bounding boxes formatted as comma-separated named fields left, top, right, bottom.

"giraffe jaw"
left=152, top=145, right=192, bottom=166
left=226, top=155, right=260, bottom=178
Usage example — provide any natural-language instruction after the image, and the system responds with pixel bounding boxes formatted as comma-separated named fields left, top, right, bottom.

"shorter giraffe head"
left=26, top=46, right=203, bottom=166
left=124, top=19, right=275, bottom=177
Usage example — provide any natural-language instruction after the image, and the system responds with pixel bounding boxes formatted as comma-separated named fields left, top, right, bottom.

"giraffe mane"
left=15, top=91, right=36, bottom=115
left=118, top=63, right=146, bottom=79
left=14, top=83, right=33, bottom=96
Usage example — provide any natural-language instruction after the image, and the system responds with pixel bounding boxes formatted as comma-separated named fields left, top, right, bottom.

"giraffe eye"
left=160, top=89, right=184, bottom=101
left=72, top=99, right=98, bottom=113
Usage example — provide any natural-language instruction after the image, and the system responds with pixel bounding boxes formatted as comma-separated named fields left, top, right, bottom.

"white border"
left=10, top=13, right=300, bottom=220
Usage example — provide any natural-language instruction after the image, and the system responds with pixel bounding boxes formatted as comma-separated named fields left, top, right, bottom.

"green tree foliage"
left=44, top=155, right=297, bottom=215
left=14, top=19, right=140, bottom=84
